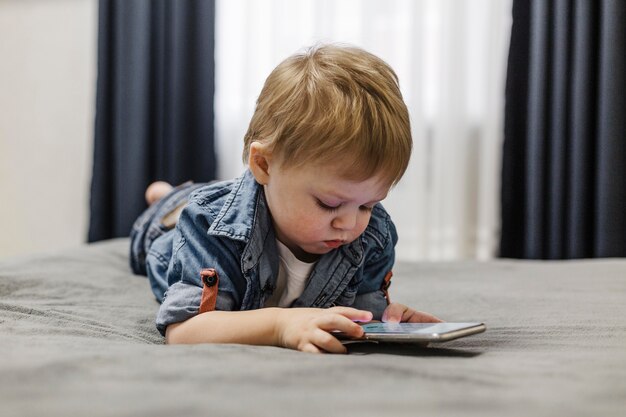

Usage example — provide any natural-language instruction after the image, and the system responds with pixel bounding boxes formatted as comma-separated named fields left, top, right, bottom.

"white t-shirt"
left=264, top=239, right=316, bottom=308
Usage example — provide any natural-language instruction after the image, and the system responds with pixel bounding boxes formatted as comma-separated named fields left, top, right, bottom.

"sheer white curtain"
left=215, top=0, right=512, bottom=261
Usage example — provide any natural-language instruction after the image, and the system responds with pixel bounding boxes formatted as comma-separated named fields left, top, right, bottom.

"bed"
left=1, top=238, right=625, bottom=416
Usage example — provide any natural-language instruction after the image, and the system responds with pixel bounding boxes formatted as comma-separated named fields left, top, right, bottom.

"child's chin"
left=301, top=245, right=334, bottom=259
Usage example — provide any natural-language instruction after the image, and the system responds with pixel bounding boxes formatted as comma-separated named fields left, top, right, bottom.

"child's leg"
left=130, top=181, right=205, bottom=275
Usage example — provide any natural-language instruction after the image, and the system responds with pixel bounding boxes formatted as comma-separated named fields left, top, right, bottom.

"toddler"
left=130, top=44, right=441, bottom=354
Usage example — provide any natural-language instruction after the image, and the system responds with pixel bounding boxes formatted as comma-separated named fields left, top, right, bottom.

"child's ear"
left=248, top=142, right=272, bottom=185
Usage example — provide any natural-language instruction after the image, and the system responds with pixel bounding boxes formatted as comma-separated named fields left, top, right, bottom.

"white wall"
left=0, top=0, right=97, bottom=259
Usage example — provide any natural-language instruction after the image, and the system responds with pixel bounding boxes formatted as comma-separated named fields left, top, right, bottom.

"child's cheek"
left=357, top=214, right=371, bottom=233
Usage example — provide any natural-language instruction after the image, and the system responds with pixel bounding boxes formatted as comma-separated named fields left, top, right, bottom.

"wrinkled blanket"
left=1, top=239, right=625, bottom=417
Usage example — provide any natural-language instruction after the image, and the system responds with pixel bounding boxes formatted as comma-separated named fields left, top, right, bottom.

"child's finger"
left=328, top=306, right=373, bottom=323
left=311, top=328, right=347, bottom=354
left=381, top=303, right=406, bottom=323
left=317, top=313, right=365, bottom=338
left=299, top=342, right=322, bottom=354
left=404, top=310, right=444, bottom=323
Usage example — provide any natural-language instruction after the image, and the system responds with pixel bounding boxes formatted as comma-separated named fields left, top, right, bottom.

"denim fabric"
left=130, top=170, right=397, bottom=336
left=129, top=182, right=206, bottom=276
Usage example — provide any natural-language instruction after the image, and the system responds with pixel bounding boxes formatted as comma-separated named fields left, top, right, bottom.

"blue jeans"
left=129, top=182, right=206, bottom=276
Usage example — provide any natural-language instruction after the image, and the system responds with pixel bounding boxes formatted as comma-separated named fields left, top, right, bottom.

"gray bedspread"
left=1, top=239, right=625, bottom=417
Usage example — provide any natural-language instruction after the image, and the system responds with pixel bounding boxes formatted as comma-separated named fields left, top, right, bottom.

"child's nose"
left=331, top=211, right=358, bottom=231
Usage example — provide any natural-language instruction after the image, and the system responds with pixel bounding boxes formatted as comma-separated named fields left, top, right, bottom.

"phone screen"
left=360, top=322, right=481, bottom=335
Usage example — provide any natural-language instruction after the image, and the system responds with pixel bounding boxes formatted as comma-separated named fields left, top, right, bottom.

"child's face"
left=261, top=160, right=390, bottom=263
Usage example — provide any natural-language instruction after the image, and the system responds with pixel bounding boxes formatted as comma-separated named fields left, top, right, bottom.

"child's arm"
left=165, top=306, right=373, bottom=353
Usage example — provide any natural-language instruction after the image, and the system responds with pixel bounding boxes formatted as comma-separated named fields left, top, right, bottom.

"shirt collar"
left=208, top=170, right=273, bottom=273
left=208, top=170, right=262, bottom=241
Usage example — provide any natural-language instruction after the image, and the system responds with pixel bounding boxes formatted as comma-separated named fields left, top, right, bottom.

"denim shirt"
left=146, top=170, right=397, bottom=336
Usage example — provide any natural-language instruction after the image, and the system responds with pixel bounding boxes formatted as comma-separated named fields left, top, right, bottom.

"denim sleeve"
left=351, top=212, right=398, bottom=320
left=154, top=201, right=245, bottom=336
left=155, top=281, right=237, bottom=336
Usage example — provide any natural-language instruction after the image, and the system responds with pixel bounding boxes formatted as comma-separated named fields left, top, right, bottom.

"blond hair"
left=242, top=44, right=412, bottom=186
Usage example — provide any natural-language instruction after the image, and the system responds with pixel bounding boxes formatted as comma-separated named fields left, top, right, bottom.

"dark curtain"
left=501, top=0, right=626, bottom=259
left=88, top=0, right=217, bottom=242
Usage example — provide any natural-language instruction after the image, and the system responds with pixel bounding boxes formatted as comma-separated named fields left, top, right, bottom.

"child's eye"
left=316, top=199, right=340, bottom=212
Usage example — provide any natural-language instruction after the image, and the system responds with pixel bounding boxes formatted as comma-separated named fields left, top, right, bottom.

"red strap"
left=199, top=268, right=220, bottom=314
left=381, top=271, right=393, bottom=304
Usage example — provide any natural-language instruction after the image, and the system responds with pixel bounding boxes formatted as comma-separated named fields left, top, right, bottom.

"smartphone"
left=335, top=322, right=486, bottom=344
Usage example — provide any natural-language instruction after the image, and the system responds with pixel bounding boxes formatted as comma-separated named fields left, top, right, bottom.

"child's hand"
left=381, top=303, right=443, bottom=323
left=275, top=307, right=373, bottom=354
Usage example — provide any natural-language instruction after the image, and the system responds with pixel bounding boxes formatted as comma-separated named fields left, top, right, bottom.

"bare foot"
left=145, top=181, right=173, bottom=205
